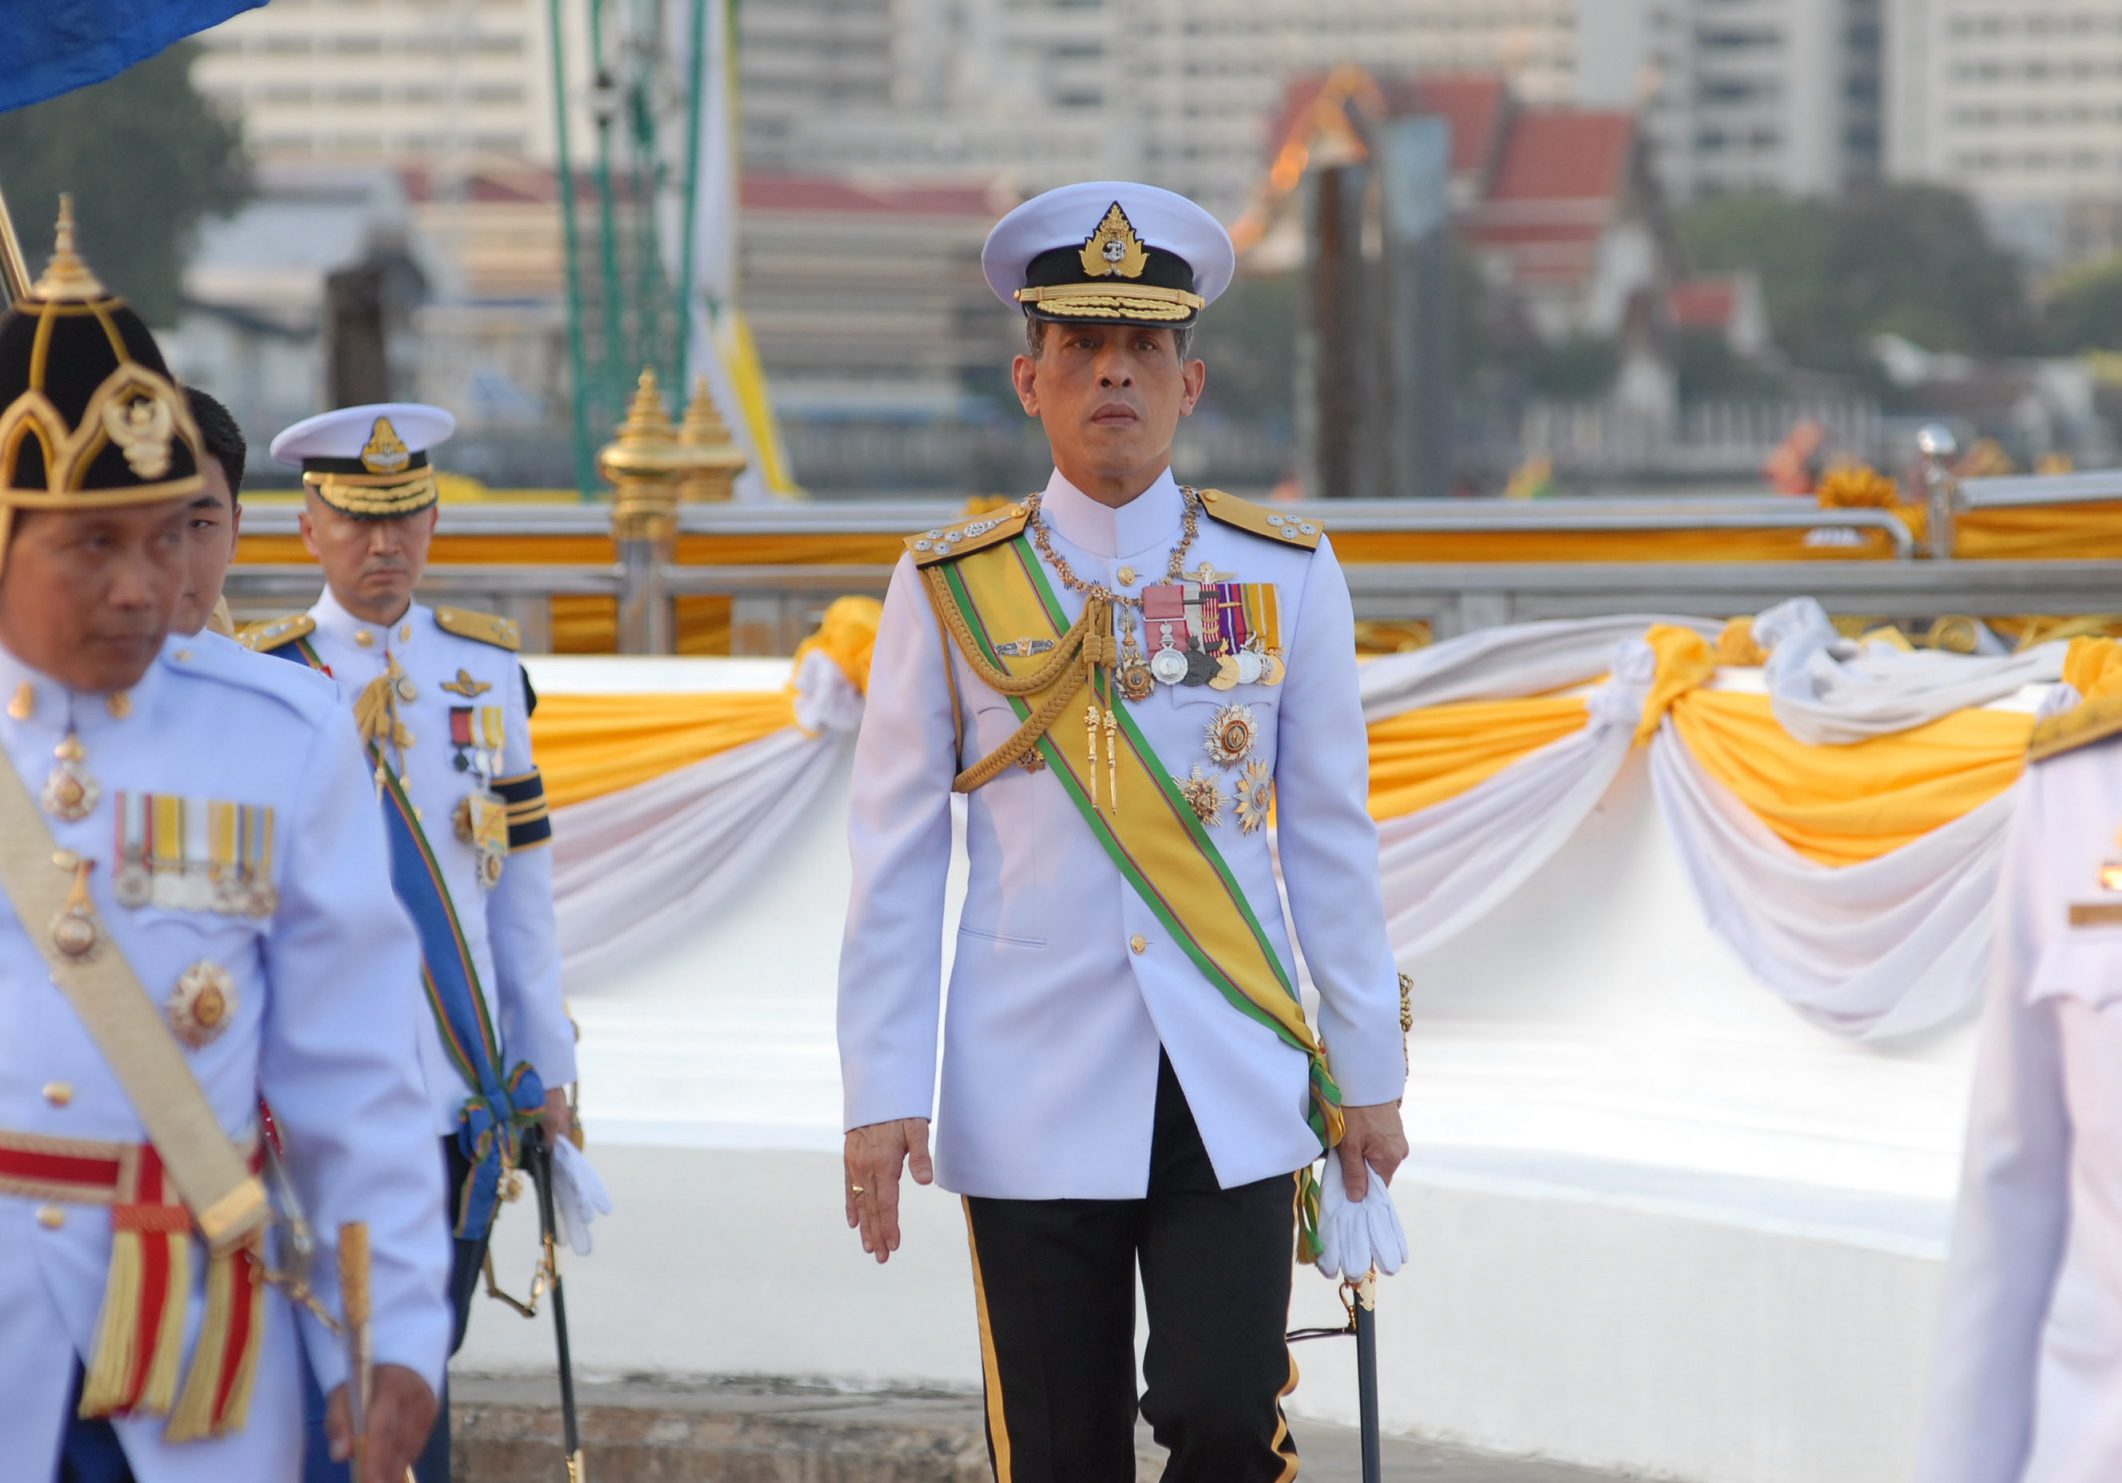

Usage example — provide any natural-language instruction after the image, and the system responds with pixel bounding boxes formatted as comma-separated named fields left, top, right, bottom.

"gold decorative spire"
left=676, top=375, right=747, bottom=504
left=31, top=195, right=106, bottom=303
left=617, top=369, right=676, bottom=444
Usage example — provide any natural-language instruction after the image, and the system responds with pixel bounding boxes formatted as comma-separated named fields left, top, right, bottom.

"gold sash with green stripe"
left=924, top=537, right=1343, bottom=1251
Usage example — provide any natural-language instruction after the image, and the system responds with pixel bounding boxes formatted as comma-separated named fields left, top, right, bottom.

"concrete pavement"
left=452, top=1374, right=1649, bottom=1481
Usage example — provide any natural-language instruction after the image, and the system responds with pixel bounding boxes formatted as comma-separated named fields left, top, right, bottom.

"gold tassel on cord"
left=79, top=1226, right=145, bottom=1415
left=1085, top=699, right=1101, bottom=811
left=167, top=1246, right=264, bottom=1440
left=81, top=1206, right=192, bottom=1418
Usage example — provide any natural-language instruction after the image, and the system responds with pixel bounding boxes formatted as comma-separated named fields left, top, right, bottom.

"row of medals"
left=1113, top=611, right=1285, bottom=705
left=47, top=757, right=280, bottom=918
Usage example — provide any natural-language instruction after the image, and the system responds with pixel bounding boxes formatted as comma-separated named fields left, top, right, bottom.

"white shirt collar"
left=1037, top=466, right=1184, bottom=561
left=0, top=634, right=167, bottom=744
left=311, top=586, right=423, bottom=651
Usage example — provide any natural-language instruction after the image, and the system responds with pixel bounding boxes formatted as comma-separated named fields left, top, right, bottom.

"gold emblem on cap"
left=1079, top=202, right=1149, bottom=281
left=102, top=395, right=176, bottom=480
left=360, top=417, right=413, bottom=475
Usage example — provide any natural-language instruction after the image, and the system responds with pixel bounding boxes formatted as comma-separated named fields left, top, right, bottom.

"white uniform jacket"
left=1918, top=699, right=2122, bottom=1483
left=0, top=635, right=450, bottom=1482
left=296, top=590, right=577, bottom=1130
left=839, top=469, right=1406, bottom=1199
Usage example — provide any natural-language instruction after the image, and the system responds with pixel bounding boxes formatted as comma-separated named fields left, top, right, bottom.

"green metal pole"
left=547, top=0, right=596, bottom=497
left=673, top=0, right=709, bottom=395
left=626, top=36, right=668, bottom=395
left=588, top=0, right=629, bottom=428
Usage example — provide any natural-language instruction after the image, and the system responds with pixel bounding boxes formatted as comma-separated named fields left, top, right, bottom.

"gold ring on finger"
left=850, top=1185, right=866, bottom=1196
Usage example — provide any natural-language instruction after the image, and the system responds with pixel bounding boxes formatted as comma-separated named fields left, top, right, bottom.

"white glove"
left=548, top=1138, right=613, bottom=1256
left=1312, top=1148, right=1408, bottom=1281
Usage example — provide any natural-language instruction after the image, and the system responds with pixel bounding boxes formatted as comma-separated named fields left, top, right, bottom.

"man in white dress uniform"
left=1918, top=655, right=2122, bottom=1483
left=243, top=403, right=577, bottom=1483
left=837, top=181, right=1409, bottom=1480
left=0, top=211, right=448, bottom=1481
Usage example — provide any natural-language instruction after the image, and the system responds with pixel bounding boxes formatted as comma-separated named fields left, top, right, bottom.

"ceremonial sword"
left=525, top=1125, right=586, bottom=1481
left=1288, top=1269, right=1384, bottom=1483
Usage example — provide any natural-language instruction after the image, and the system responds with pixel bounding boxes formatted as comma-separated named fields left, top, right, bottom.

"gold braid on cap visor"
left=303, top=468, right=440, bottom=517
left=1014, top=283, right=1205, bottom=322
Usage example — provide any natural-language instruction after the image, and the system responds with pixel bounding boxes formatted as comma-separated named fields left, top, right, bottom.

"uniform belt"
left=0, top=1128, right=264, bottom=1206
left=0, top=1127, right=269, bottom=1440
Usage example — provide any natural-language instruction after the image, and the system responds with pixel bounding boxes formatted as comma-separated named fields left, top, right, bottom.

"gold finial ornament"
left=1079, top=202, right=1150, bottom=280
left=676, top=375, right=748, bottom=504
left=31, top=195, right=107, bottom=302
left=599, top=369, right=690, bottom=542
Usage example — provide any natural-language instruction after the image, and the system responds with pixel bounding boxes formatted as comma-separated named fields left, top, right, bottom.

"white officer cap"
left=269, top=402, right=456, bottom=520
left=982, top=181, right=1235, bottom=328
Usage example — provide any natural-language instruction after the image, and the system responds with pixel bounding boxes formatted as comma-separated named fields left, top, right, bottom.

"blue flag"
left=0, top=1, right=265, bottom=113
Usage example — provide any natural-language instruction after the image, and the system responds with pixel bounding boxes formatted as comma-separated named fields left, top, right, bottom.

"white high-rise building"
left=735, top=0, right=1883, bottom=218
left=1886, top=0, right=2122, bottom=262
left=1668, top=0, right=1883, bottom=200
left=194, top=0, right=593, bottom=166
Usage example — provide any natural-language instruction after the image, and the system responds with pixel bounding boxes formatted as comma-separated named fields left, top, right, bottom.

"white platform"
left=471, top=665, right=1978, bottom=1482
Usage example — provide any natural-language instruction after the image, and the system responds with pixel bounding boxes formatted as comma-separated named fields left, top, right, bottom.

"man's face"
left=1011, top=322, right=1205, bottom=493
left=172, top=459, right=242, bottom=637
left=298, top=496, right=437, bottom=623
left=0, top=503, right=187, bottom=691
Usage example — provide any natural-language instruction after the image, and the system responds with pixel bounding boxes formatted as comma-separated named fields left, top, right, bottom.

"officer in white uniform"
left=0, top=211, right=447, bottom=1481
left=244, top=405, right=577, bottom=1483
left=1917, top=656, right=2122, bottom=1483
left=838, top=182, right=1409, bottom=1481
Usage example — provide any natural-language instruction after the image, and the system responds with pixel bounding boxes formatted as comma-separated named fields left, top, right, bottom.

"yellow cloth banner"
left=532, top=691, right=792, bottom=810
left=1667, top=691, right=2030, bottom=866
left=1366, top=698, right=1589, bottom=819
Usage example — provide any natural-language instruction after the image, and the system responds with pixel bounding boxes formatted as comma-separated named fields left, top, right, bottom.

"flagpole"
left=0, top=180, right=31, bottom=300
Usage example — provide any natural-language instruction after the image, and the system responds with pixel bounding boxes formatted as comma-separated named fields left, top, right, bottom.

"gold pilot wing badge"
left=1079, top=202, right=1149, bottom=280
left=440, top=668, right=492, bottom=699
left=360, top=417, right=412, bottom=475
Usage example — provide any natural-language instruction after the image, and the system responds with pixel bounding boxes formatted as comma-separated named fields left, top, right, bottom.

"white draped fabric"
left=1754, top=597, right=2061, bottom=746
left=1374, top=639, right=1655, bottom=958
left=547, top=654, right=864, bottom=983
left=537, top=602, right=2055, bottom=1042
left=1647, top=715, right=2013, bottom=1041
left=1358, top=614, right=1721, bottom=720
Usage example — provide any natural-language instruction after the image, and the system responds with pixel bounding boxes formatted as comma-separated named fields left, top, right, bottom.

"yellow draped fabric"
left=532, top=691, right=792, bottom=810
left=1366, top=698, right=1589, bottom=819
left=531, top=597, right=883, bottom=809
left=1637, top=626, right=1718, bottom=745
left=2062, top=636, right=2122, bottom=701
left=526, top=600, right=2036, bottom=867
left=1666, top=691, right=2030, bottom=866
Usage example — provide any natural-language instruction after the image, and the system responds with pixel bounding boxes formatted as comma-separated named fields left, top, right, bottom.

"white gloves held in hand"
left=1313, top=1147, right=1408, bottom=1282
left=548, top=1137, right=613, bottom=1256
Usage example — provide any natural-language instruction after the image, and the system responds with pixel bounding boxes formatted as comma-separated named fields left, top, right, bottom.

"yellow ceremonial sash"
left=925, top=539, right=1346, bottom=1173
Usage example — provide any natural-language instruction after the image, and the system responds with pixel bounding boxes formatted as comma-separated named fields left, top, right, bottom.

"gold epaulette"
left=434, top=605, right=522, bottom=652
left=236, top=614, right=315, bottom=653
left=2028, top=692, right=2122, bottom=763
left=906, top=503, right=1031, bottom=568
left=1196, top=488, right=1323, bottom=550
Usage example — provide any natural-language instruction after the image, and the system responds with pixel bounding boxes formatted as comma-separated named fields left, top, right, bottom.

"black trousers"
left=962, top=1055, right=1302, bottom=1483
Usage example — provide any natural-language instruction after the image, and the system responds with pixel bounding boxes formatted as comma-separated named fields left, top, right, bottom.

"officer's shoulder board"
left=1197, top=488, right=1323, bottom=551
left=2028, top=692, right=2122, bottom=764
left=906, top=504, right=1031, bottom=567
left=434, top=605, right=522, bottom=653
left=236, top=613, right=315, bottom=654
